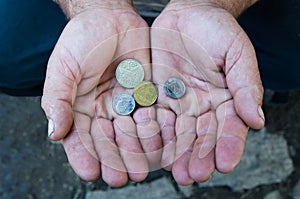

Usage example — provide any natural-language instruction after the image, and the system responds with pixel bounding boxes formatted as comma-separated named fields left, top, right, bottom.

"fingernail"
left=258, top=106, right=265, bottom=121
left=48, top=119, right=54, bottom=137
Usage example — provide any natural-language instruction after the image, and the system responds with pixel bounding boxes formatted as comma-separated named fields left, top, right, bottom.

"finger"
left=172, top=115, right=196, bottom=185
left=41, top=47, right=79, bottom=141
left=172, top=151, right=194, bottom=186
left=42, top=22, right=118, bottom=141
left=91, top=118, right=128, bottom=187
left=189, top=112, right=217, bottom=182
left=114, top=116, right=149, bottom=182
left=115, top=25, right=158, bottom=166
left=62, top=113, right=100, bottom=181
left=115, top=25, right=155, bottom=168
left=225, top=32, right=265, bottom=130
left=215, top=100, right=249, bottom=173
left=133, top=107, right=162, bottom=165
left=157, top=107, right=176, bottom=170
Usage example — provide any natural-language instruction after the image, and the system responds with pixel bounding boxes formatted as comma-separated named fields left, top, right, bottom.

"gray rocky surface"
left=1, top=91, right=300, bottom=199
left=178, top=185, right=194, bottom=198
left=199, top=128, right=294, bottom=191
left=0, top=95, right=81, bottom=199
left=263, top=191, right=283, bottom=199
left=85, top=177, right=179, bottom=199
left=294, top=180, right=300, bottom=199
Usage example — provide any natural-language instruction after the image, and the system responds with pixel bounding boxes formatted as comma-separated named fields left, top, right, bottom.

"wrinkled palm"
left=151, top=4, right=264, bottom=185
left=42, top=8, right=162, bottom=187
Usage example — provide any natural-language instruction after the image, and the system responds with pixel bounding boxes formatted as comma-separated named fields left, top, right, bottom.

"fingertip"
left=236, top=104, right=265, bottom=130
left=188, top=144, right=215, bottom=183
left=44, top=103, right=74, bottom=141
left=234, top=100, right=265, bottom=130
left=62, top=126, right=101, bottom=182
left=48, top=116, right=73, bottom=141
left=48, top=119, right=55, bottom=137
left=78, top=166, right=101, bottom=182
left=113, top=117, right=149, bottom=182
left=65, top=147, right=101, bottom=182
left=215, top=137, right=244, bottom=174
left=172, top=153, right=194, bottom=186
left=189, top=159, right=213, bottom=182
left=256, top=105, right=265, bottom=129
left=216, top=161, right=236, bottom=174
left=172, top=166, right=194, bottom=186
left=102, top=165, right=128, bottom=188
left=129, top=172, right=149, bottom=183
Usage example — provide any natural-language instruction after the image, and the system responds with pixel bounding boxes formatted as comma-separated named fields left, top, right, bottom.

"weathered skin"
left=151, top=1, right=264, bottom=185
left=42, top=3, right=162, bottom=187
left=42, top=0, right=264, bottom=187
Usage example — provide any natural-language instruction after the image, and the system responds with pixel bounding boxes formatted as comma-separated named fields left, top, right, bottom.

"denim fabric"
left=0, top=0, right=67, bottom=96
left=238, top=0, right=300, bottom=91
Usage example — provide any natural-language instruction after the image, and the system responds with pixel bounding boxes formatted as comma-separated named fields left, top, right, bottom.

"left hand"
left=151, top=2, right=265, bottom=185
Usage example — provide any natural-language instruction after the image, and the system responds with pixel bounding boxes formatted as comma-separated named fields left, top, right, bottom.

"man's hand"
left=151, top=1, right=265, bottom=185
left=42, top=0, right=162, bottom=187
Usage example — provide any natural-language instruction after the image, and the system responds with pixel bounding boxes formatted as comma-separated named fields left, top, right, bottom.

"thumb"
left=42, top=46, right=80, bottom=140
left=225, top=33, right=265, bottom=130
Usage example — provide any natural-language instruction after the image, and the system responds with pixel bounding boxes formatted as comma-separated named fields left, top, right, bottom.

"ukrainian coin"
left=113, top=93, right=136, bottom=115
left=116, top=59, right=145, bottom=88
left=133, top=81, right=158, bottom=107
left=164, top=77, right=186, bottom=99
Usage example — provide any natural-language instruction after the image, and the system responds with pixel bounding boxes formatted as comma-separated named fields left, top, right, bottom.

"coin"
left=116, top=59, right=145, bottom=88
left=164, top=77, right=186, bottom=99
left=113, top=93, right=136, bottom=115
left=133, top=81, right=158, bottom=107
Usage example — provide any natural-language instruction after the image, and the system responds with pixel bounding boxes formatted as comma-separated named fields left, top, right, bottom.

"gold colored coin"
left=133, top=81, right=158, bottom=107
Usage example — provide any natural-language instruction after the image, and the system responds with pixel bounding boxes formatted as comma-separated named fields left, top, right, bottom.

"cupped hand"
left=42, top=4, right=162, bottom=187
left=151, top=2, right=265, bottom=185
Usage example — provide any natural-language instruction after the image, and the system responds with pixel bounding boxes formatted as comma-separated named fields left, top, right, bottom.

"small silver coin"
left=116, top=59, right=145, bottom=88
left=164, top=77, right=186, bottom=99
left=113, top=93, right=136, bottom=116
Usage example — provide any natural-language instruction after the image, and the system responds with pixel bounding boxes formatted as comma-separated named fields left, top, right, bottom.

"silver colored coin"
left=164, top=77, right=186, bottom=99
left=116, top=59, right=145, bottom=88
left=113, top=93, right=136, bottom=116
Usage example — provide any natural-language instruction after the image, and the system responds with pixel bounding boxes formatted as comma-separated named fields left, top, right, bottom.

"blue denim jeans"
left=238, top=0, right=300, bottom=91
left=0, top=0, right=67, bottom=96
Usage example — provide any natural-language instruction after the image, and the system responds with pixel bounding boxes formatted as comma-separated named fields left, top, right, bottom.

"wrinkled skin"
left=42, top=2, right=265, bottom=187
left=151, top=3, right=265, bottom=185
left=42, top=7, right=162, bottom=187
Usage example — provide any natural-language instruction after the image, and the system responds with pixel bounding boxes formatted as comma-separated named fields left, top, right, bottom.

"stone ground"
left=0, top=90, right=300, bottom=199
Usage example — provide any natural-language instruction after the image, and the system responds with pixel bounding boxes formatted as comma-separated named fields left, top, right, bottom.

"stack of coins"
left=114, top=59, right=157, bottom=116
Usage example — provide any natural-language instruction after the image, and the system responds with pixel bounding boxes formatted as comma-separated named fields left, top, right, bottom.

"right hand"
left=42, top=1, right=162, bottom=187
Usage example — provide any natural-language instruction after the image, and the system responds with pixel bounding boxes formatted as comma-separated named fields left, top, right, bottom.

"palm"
left=152, top=5, right=264, bottom=184
left=42, top=9, right=161, bottom=187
